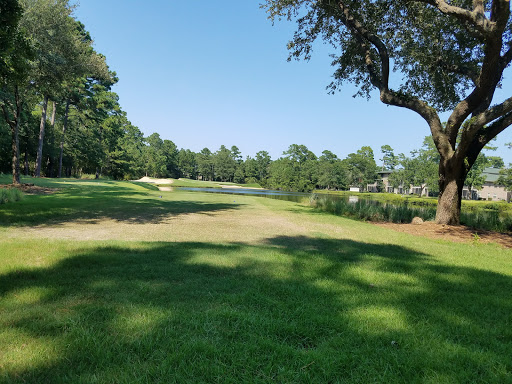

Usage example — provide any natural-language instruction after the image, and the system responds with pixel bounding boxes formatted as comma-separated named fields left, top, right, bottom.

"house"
left=374, top=167, right=510, bottom=201
left=369, top=169, right=429, bottom=196
left=463, top=167, right=511, bottom=201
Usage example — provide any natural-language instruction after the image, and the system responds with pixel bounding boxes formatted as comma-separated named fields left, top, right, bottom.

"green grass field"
left=0, top=177, right=511, bottom=383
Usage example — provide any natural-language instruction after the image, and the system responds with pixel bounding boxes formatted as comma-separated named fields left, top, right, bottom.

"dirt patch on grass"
left=8, top=197, right=310, bottom=244
left=1, top=183, right=57, bottom=195
left=374, top=221, right=512, bottom=248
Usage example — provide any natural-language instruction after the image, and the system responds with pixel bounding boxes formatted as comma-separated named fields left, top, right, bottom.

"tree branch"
left=483, top=111, right=512, bottom=143
left=501, top=43, right=512, bottom=69
left=412, top=0, right=493, bottom=35
left=456, top=96, right=512, bottom=158
left=336, top=1, right=389, bottom=90
left=0, top=102, right=14, bottom=129
left=473, top=0, right=485, bottom=15
left=472, top=96, right=512, bottom=128
left=490, top=0, right=511, bottom=28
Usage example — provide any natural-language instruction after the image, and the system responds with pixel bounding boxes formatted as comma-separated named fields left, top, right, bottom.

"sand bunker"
left=134, top=176, right=173, bottom=185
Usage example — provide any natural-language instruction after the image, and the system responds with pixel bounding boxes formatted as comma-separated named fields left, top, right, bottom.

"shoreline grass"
left=311, top=193, right=512, bottom=232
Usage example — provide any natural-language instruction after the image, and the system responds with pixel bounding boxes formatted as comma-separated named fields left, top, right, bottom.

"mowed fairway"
left=1, top=178, right=511, bottom=383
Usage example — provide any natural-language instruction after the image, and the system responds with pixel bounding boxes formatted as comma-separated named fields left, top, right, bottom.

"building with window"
left=462, top=167, right=511, bottom=201
left=370, top=169, right=429, bottom=196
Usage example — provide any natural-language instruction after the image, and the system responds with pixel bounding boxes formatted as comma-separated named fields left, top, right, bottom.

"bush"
left=0, top=188, right=23, bottom=204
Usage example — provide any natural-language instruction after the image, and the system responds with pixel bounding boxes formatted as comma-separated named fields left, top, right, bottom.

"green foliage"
left=196, top=147, right=214, bottom=181
left=487, top=156, right=505, bottom=169
left=233, top=165, right=245, bottom=184
left=214, top=145, right=235, bottom=182
left=178, top=149, right=197, bottom=179
left=317, top=151, right=348, bottom=190
left=497, top=165, right=512, bottom=191
left=0, top=0, right=23, bottom=77
left=267, top=144, right=318, bottom=192
left=380, top=145, right=398, bottom=170
left=255, top=150, right=271, bottom=185
left=343, top=146, right=378, bottom=188
left=141, top=133, right=180, bottom=179
left=243, top=156, right=258, bottom=181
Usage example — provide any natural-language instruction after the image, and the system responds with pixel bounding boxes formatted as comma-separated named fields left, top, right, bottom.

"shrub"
left=0, top=188, right=23, bottom=204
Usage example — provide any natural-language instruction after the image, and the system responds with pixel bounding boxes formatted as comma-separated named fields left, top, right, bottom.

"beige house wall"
left=477, top=183, right=511, bottom=201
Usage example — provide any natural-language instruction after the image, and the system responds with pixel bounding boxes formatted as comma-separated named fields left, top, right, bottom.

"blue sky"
left=74, top=1, right=512, bottom=164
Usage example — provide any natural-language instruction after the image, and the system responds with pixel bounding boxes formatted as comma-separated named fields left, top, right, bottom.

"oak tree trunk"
left=435, top=158, right=466, bottom=225
left=34, top=95, right=49, bottom=177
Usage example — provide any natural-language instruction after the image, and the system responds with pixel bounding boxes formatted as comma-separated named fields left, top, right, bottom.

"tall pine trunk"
left=24, top=150, right=29, bottom=175
left=58, top=99, right=70, bottom=178
left=34, top=95, right=49, bottom=177
left=47, top=101, right=57, bottom=177
left=95, top=126, right=103, bottom=179
left=11, top=115, right=21, bottom=185
left=3, top=86, right=23, bottom=185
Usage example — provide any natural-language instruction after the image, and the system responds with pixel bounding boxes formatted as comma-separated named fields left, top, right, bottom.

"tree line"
left=1, top=0, right=126, bottom=183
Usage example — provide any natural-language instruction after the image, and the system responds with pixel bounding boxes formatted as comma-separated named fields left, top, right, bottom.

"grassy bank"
left=0, top=178, right=511, bottom=383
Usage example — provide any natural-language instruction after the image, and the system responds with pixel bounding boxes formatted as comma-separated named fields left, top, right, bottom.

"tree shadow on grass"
left=0, top=237, right=511, bottom=383
left=0, top=185, right=242, bottom=227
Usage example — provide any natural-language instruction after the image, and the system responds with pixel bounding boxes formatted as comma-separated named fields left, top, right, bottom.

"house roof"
left=482, top=167, right=501, bottom=183
left=379, top=167, right=503, bottom=184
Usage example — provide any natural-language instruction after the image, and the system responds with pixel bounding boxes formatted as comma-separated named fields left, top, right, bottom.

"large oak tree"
left=263, top=0, right=512, bottom=224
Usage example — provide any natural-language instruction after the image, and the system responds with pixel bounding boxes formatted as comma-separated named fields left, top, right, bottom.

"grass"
left=0, top=177, right=511, bottom=383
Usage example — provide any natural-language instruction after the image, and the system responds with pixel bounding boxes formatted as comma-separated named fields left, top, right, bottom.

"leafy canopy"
left=263, top=0, right=509, bottom=111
